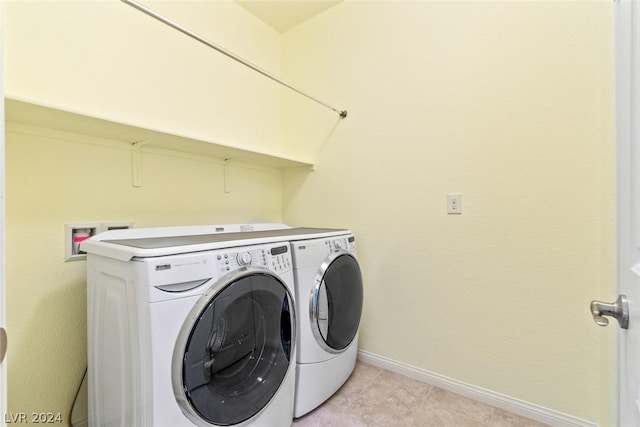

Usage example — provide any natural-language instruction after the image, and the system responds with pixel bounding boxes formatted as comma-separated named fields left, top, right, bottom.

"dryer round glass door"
left=311, top=251, right=363, bottom=353
left=172, top=269, right=295, bottom=426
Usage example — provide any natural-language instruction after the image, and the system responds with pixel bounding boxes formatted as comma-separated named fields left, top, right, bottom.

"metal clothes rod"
left=121, top=0, right=348, bottom=119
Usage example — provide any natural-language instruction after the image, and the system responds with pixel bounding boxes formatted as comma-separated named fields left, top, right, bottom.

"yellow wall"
left=281, top=1, right=616, bottom=425
left=2, top=0, right=617, bottom=426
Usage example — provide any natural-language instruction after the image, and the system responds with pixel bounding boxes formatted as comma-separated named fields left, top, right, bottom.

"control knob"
left=334, top=240, right=343, bottom=250
left=237, top=252, right=252, bottom=266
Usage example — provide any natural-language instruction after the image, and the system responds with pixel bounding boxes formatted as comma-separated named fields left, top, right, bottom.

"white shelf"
left=4, top=98, right=314, bottom=170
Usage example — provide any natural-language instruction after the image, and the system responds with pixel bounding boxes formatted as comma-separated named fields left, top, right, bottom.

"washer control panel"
left=215, top=243, right=292, bottom=274
left=146, top=242, right=292, bottom=298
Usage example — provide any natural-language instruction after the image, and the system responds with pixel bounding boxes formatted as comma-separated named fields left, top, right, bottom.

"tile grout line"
left=347, top=365, right=385, bottom=410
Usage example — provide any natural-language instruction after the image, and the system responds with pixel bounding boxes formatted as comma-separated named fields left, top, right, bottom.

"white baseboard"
left=357, top=350, right=598, bottom=427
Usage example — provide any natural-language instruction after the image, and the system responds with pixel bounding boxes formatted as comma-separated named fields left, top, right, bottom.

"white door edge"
left=0, top=0, right=7, bottom=424
left=616, top=0, right=640, bottom=426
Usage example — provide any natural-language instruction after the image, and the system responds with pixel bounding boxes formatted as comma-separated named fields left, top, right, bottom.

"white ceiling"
left=236, top=1, right=343, bottom=33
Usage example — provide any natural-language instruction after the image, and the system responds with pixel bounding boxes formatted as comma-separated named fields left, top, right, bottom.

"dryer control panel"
left=326, top=235, right=356, bottom=254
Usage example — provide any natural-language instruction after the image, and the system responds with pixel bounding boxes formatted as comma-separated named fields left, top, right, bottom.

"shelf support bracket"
left=131, top=140, right=151, bottom=187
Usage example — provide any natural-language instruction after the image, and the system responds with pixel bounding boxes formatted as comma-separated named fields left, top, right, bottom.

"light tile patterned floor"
left=292, top=362, right=549, bottom=427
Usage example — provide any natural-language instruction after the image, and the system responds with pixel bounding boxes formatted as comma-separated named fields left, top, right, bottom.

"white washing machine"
left=288, top=230, right=363, bottom=418
left=82, top=224, right=301, bottom=427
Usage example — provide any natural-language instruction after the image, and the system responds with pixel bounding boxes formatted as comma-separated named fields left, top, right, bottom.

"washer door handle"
left=316, top=281, right=329, bottom=339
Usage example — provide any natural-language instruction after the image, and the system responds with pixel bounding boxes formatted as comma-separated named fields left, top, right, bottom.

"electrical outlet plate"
left=447, top=193, right=462, bottom=214
left=65, top=221, right=134, bottom=262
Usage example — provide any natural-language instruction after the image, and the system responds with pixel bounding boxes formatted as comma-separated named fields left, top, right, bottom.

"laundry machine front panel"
left=87, top=235, right=297, bottom=427
left=288, top=231, right=363, bottom=418
left=291, top=234, right=363, bottom=363
left=172, top=268, right=295, bottom=426
left=148, top=295, right=201, bottom=426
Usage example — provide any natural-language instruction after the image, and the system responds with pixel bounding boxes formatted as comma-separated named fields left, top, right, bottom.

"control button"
left=237, top=252, right=252, bottom=266
left=217, top=255, right=222, bottom=260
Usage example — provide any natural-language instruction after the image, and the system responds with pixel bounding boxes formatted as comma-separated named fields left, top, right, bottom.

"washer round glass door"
left=173, top=268, right=295, bottom=426
left=311, top=251, right=363, bottom=353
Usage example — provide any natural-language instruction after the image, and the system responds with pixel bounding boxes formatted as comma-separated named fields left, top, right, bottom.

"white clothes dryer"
left=288, top=231, right=363, bottom=418
left=82, top=225, right=299, bottom=427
